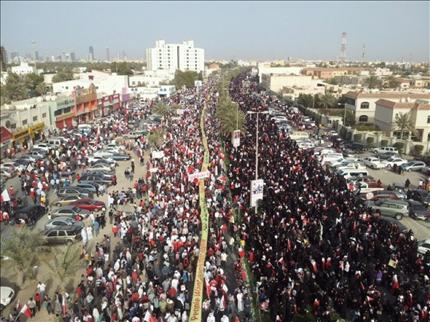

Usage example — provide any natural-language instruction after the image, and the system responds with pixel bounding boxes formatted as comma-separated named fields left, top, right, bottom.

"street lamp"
left=247, top=110, right=269, bottom=212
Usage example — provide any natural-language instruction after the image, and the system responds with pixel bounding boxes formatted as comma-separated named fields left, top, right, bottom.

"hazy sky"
left=1, top=1, right=429, bottom=62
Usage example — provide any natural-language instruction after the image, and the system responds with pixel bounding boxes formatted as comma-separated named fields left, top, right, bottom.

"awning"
left=0, top=127, right=12, bottom=144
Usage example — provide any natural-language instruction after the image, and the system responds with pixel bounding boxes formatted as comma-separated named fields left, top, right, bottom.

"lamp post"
left=247, top=110, right=269, bottom=212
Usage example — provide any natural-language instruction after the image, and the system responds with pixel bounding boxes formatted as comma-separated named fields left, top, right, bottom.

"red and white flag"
left=19, top=304, right=32, bottom=318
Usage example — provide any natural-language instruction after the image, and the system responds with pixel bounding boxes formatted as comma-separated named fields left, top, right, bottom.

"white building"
left=343, top=91, right=430, bottom=124
left=146, top=40, right=204, bottom=73
left=11, top=62, right=35, bottom=75
left=52, top=72, right=129, bottom=97
left=257, top=62, right=304, bottom=83
left=129, top=69, right=175, bottom=88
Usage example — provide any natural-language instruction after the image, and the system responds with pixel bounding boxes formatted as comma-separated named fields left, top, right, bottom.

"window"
left=47, top=231, right=57, bottom=237
left=33, top=116, right=38, bottom=121
left=360, top=102, right=370, bottom=109
left=10, top=123, right=16, bottom=129
left=359, top=115, right=368, bottom=123
left=54, top=110, right=62, bottom=116
left=65, top=86, right=68, bottom=90
left=22, top=119, right=27, bottom=125
left=427, top=115, right=430, bottom=124
left=64, top=107, right=71, bottom=113
left=58, top=231, right=66, bottom=236
left=42, top=113, right=47, bottom=118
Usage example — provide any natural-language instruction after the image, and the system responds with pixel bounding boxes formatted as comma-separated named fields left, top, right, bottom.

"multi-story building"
left=343, top=91, right=430, bottom=124
left=374, top=99, right=430, bottom=153
left=97, top=92, right=121, bottom=117
left=302, top=67, right=368, bottom=79
left=72, top=84, right=98, bottom=124
left=11, top=62, right=35, bottom=75
left=52, top=96, right=75, bottom=129
left=0, top=46, right=7, bottom=71
left=146, top=40, right=204, bottom=73
left=88, top=46, right=95, bottom=62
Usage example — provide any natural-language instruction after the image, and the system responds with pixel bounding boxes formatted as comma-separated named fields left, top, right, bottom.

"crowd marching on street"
left=1, top=69, right=429, bottom=322
left=227, top=71, right=430, bottom=321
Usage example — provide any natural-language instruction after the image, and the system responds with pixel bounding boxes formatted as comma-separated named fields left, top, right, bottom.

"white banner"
left=188, top=171, right=210, bottom=181
left=1, top=189, right=10, bottom=202
left=250, top=179, right=264, bottom=208
left=26, top=164, right=34, bottom=172
left=151, top=151, right=165, bottom=159
left=232, top=130, right=241, bottom=148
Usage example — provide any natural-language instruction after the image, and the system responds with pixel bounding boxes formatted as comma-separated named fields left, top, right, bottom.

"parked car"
left=44, top=216, right=84, bottom=231
left=57, top=187, right=93, bottom=198
left=0, top=286, right=15, bottom=310
left=384, top=157, right=408, bottom=168
left=407, top=189, right=430, bottom=207
left=71, top=198, right=106, bottom=211
left=75, top=182, right=104, bottom=193
left=93, top=151, right=114, bottom=159
left=51, top=206, right=90, bottom=220
left=408, top=200, right=430, bottom=221
left=373, top=146, right=399, bottom=155
left=400, top=161, right=426, bottom=172
left=362, top=157, right=388, bottom=169
left=86, top=164, right=114, bottom=173
left=110, top=153, right=131, bottom=161
left=370, top=190, right=404, bottom=201
left=365, top=199, right=409, bottom=220
left=32, top=143, right=51, bottom=151
left=55, top=194, right=82, bottom=207
left=378, top=152, right=399, bottom=160
left=43, top=227, right=82, bottom=245
left=14, top=204, right=46, bottom=225
left=87, top=156, right=117, bottom=167
left=422, top=166, right=430, bottom=175
left=418, top=239, right=430, bottom=255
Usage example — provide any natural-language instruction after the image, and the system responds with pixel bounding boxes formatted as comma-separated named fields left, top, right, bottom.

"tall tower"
left=339, top=32, right=347, bottom=64
left=361, top=44, right=366, bottom=63
left=88, top=46, right=95, bottom=61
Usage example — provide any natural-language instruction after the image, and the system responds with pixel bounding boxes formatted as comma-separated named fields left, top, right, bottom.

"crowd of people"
left=227, top=72, right=430, bottom=321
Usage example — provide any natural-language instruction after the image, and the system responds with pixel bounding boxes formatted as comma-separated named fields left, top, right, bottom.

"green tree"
left=3, top=73, right=27, bottom=102
left=365, top=76, right=382, bottom=89
left=296, top=94, right=314, bottom=108
left=148, top=129, right=165, bottom=148
left=52, top=68, right=74, bottom=83
left=385, top=76, right=401, bottom=89
left=319, top=93, right=337, bottom=109
left=344, top=110, right=356, bottom=126
left=394, top=112, right=415, bottom=140
left=216, top=97, right=245, bottom=137
left=44, top=244, right=82, bottom=291
left=152, top=102, right=173, bottom=117
left=0, top=227, right=44, bottom=284
left=24, top=73, right=45, bottom=97
left=172, top=70, right=202, bottom=89
left=110, top=62, right=133, bottom=76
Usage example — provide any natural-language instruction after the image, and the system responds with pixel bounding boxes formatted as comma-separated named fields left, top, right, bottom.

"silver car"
left=365, top=199, right=409, bottom=220
left=51, top=206, right=90, bottom=220
left=44, top=216, right=84, bottom=231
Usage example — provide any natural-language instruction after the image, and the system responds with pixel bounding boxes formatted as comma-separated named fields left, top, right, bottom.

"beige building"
left=374, top=99, right=430, bottom=150
left=261, top=74, right=325, bottom=99
left=343, top=91, right=430, bottom=124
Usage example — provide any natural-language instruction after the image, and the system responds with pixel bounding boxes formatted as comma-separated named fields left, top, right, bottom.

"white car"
left=363, top=157, right=388, bottom=169
left=418, top=239, right=430, bottom=255
left=32, top=143, right=51, bottom=151
left=87, top=164, right=114, bottom=172
left=93, top=151, right=114, bottom=158
left=384, top=157, right=408, bottom=168
left=0, top=286, right=15, bottom=309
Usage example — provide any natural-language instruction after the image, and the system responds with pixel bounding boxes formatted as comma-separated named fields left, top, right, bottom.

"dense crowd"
left=228, top=72, right=430, bottom=321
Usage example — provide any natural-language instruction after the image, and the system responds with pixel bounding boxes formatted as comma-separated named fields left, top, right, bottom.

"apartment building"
left=374, top=99, right=430, bottom=149
left=343, top=91, right=430, bottom=124
left=146, top=40, right=204, bottom=73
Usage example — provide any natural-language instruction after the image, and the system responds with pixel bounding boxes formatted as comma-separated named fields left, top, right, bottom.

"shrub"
left=393, top=142, right=405, bottom=154
left=353, top=134, right=363, bottom=142
left=413, top=144, right=424, bottom=156
left=380, top=140, right=388, bottom=147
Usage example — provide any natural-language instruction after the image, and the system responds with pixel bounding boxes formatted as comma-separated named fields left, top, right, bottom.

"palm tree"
left=147, top=129, right=164, bottom=148
left=152, top=103, right=172, bottom=117
left=216, top=96, right=245, bottom=137
left=44, top=244, right=83, bottom=291
left=0, top=228, right=44, bottom=285
left=394, top=112, right=415, bottom=140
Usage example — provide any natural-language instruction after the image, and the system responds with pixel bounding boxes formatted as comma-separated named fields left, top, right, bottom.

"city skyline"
left=1, top=1, right=429, bottom=62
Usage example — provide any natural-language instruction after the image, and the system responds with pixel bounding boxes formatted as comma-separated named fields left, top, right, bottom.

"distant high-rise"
left=122, top=50, right=127, bottom=61
left=0, top=46, right=7, bottom=71
left=88, top=46, right=95, bottom=61
left=146, top=40, right=205, bottom=72
left=10, top=52, right=18, bottom=62
left=70, top=52, right=76, bottom=62
left=34, top=50, right=39, bottom=61
left=106, top=47, right=110, bottom=62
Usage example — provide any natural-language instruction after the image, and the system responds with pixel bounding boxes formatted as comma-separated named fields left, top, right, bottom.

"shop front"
left=0, top=126, right=12, bottom=156
left=55, top=111, right=74, bottom=129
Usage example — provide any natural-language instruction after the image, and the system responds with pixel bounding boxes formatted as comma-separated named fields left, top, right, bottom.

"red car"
left=71, top=198, right=105, bottom=211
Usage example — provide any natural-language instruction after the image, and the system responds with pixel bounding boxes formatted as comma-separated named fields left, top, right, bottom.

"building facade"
left=146, top=40, right=204, bottom=73
left=11, top=62, right=35, bottom=75
left=343, top=91, right=430, bottom=124
left=72, top=84, right=98, bottom=124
